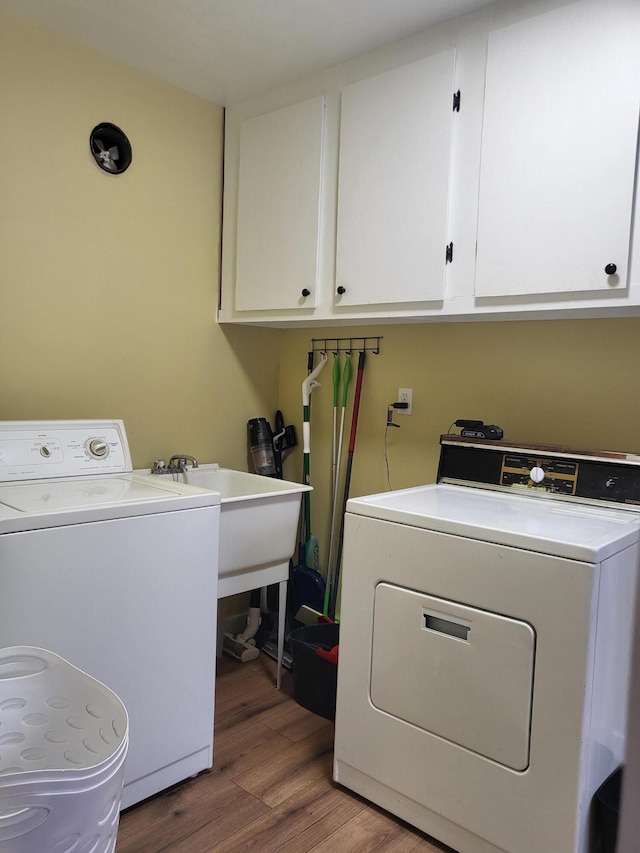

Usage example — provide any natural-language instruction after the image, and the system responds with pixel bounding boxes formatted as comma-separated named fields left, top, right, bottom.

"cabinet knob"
left=337, top=286, right=346, bottom=295
left=605, top=263, right=617, bottom=275
left=301, top=288, right=311, bottom=297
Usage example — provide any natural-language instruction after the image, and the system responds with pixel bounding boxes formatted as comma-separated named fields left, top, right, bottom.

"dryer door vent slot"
left=423, top=611, right=470, bottom=641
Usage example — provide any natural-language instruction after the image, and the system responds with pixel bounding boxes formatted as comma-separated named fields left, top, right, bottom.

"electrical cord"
left=385, top=402, right=408, bottom=490
left=384, top=422, right=393, bottom=490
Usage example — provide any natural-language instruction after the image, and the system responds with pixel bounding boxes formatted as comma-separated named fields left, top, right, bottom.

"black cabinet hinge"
left=453, top=90, right=461, bottom=112
left=445, top=242, right=454, bottom=264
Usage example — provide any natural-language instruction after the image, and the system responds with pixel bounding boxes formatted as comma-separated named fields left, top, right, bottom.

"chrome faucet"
left=168, top=455, right=199, bottom=471
left=151, top=455, right=199, bottom=475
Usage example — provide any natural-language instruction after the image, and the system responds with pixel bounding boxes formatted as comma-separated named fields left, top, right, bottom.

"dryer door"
left=371, top=583, right=535, bottom=770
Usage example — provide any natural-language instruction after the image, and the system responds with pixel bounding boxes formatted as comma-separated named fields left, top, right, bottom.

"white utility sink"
left=171, top=464, right=310, bottom=598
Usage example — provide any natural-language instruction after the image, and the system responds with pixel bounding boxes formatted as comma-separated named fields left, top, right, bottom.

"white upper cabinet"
left=220, top=0, right=640, bottom=327
left=475, top=0, right=640, bottom=300
left=235, top=96, right=325, bottom=311
left=335, top=51, right=456, bottom=307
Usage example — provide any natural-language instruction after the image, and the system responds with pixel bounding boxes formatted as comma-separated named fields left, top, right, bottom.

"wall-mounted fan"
left=90, top=123, right=132, bottom=175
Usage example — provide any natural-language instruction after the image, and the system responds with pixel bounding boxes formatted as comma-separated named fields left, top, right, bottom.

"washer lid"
left=347, top=483, right=640, bottom=561
left=0, top=474, right=220, bottom=534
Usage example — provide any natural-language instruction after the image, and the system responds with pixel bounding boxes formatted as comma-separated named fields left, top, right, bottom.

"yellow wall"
left=279, top=319, right=640, bottom=569
left=0, top=13, right=281, bottom=470
left=3, top=13, right=640, bottom=598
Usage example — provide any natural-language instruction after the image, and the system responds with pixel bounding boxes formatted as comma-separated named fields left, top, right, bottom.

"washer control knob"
left=88, top=439, right=109, bottom=459
left=530, top=466, right=545, bottom=484
left=40, top=445, right=52, bottom=458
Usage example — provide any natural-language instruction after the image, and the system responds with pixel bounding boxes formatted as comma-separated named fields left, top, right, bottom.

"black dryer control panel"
left=438, top=435, right=640, bottom=508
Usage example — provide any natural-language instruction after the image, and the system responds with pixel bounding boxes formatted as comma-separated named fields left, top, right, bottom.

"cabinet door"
left=235, top=97, right=325, bottom=311
left=475, top=1, right=640, bottom=299
left=335, top=51, right=456, bottom=307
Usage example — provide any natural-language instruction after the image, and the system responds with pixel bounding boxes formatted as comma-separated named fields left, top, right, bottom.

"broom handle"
left=329, top=350, right=366, bottom=618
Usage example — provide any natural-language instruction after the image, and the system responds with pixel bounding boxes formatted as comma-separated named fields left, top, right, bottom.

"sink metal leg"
left=216, top=599, right=225, bottom=658
left=277, top=579, right=287, bottom=690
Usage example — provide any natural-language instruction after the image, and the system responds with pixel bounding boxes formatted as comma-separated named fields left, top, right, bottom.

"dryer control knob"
left=87, top=439, right=109, bottom=459
left=530, top=466, right=545, bottom=484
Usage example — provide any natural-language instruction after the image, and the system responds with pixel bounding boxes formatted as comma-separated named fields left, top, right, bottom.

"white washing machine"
left=0, top=420, right=220, bottom=809
left=334, top=435, right=640, bottom=853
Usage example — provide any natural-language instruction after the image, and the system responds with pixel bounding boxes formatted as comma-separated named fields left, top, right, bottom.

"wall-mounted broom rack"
left=311, top=336, right=382, bottom=354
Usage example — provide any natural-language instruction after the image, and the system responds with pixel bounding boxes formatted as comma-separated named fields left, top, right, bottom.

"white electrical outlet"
left=397, top=387, right=413, bottom=415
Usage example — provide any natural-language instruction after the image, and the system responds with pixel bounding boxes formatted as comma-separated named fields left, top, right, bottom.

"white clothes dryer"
left=334, top=435, right=640, bottom=853
left=0, top=420, right=221, bottom=809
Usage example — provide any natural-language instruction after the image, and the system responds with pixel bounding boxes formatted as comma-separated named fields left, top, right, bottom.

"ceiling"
left=1, top=0, right=495, bottom=105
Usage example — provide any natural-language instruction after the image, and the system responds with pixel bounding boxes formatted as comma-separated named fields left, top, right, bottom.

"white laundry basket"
left=0, top=647, right=129, bottom=853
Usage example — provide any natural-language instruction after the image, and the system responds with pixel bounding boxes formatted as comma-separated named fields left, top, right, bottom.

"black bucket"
left=289, top=623, right=339, bottom=722
left=595, top=765, right=623, bottom=853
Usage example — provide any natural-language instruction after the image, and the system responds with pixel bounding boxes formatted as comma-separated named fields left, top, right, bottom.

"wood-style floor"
left=116, top=653, right=453, bottom=852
